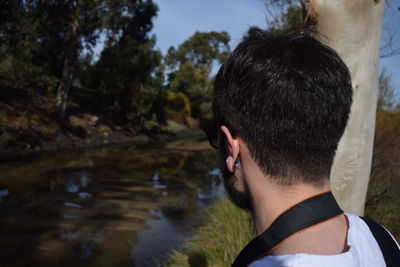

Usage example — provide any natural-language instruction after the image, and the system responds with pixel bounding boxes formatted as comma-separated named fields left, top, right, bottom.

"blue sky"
left=150, top=0, right=267, bottom=53
left=150, top=0, right=400, bottom=95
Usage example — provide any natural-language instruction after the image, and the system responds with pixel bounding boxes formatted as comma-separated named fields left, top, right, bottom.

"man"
left=204, top=28, right=399, bottom=266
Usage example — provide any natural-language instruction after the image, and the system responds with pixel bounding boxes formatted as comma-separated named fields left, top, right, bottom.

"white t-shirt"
left=249, top=213, right=388, bottom=267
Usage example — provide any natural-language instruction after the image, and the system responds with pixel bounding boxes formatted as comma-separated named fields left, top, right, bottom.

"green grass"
left=165, top=197, right=255, bottom=267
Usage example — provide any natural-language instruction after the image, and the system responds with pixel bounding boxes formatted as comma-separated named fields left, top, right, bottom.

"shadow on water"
left=0, top=138, right=222, bottom=266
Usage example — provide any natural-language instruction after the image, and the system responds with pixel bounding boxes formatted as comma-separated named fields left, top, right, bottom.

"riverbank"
left=0, top=87, right=205, bottom=161
left=0, top=122, right=205, bottom=162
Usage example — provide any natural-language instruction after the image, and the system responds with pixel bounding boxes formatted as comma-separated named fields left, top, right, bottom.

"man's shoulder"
left=248, top=213, right=386, bottom=267
left=345, top=213, right=398, bottom=249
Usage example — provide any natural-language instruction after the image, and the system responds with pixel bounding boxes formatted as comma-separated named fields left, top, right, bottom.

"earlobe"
left=226, top=156, right=233, bottom=172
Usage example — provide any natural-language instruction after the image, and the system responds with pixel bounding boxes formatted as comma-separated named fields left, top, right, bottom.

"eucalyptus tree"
left=24, top=0, right=109, bottom=119
left=85, top=0, right=161, bottom=124
left=23, top=0, right=159, bottom=121
left=165, top=31, right=230, bottom=120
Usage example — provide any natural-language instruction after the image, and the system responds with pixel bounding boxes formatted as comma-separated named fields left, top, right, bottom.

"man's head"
left=210, top=29, right=353, bottom=208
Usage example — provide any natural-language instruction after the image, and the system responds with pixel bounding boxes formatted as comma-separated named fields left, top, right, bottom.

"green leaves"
left=165, top=31, right=231, bottom=121
left=81, top=0, right=161, bottom=124
left=165, top=31, right=230, bottom=72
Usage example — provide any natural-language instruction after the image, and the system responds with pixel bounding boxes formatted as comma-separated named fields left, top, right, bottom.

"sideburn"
left=218, top=134, right=252, bottom=211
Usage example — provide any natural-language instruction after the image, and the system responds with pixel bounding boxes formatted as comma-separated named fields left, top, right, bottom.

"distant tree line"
left=0, top=0, right=230, bottom=129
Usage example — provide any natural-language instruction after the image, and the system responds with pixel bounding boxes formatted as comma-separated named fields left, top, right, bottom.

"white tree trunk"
left=315, top=0, right=385, bottom=215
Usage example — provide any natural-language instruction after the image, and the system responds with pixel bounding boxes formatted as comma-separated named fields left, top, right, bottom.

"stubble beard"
left=220, top=155, right=252, bottom=211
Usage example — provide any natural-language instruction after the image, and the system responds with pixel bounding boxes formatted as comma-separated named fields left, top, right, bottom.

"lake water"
left=0, top=138, right=223, bottom=266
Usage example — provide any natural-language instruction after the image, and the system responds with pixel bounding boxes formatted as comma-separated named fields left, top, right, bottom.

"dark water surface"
left=0, top=138, right=222, bottom=266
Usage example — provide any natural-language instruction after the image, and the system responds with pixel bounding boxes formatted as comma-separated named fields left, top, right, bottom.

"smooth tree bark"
left=306, top=0, right=385, bottom=215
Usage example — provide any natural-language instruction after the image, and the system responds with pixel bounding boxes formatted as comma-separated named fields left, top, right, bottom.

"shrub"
left=163, top=91, right=191, bottom=124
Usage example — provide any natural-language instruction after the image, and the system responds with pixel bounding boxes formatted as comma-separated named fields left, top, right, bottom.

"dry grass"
left=364, top=108, right=400, bottom=240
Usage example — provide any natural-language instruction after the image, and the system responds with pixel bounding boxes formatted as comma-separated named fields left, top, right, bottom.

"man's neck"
left=246, top=173, right=331, bottom=234
left=245, top=172, right=349, bottom=256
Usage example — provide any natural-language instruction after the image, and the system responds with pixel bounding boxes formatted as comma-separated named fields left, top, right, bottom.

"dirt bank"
left=0, top=87, right=205, bottom=161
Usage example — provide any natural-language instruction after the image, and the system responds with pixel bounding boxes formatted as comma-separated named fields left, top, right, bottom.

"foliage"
left=31, top=0, right=107, bottom=76
left=281, top=5, right=304, bottom=30
left=263, top=0, right=305, bottom=33
left=169, top=62, right=213, bottom=120
left=0, top=2, right=231, bottom=130
left=165, top=197, right=255, bottom=267
left=165, top=31, right=230, bottom=121
left=0, top=0, right=116, bottom=100
left=81, top=0, right=161, bottom=124
left=163, top=91, right=191, bottom=123
left=0, top=0, right=163, bottom=125
left=0, top=1, right=57, bottom=91
left=165, top=31, right=230, bottom=72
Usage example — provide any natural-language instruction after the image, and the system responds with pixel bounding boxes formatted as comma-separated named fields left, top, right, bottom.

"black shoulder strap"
left=232, top=192, right=343, bottom=267
left=360, top=216, right=400, bottom=267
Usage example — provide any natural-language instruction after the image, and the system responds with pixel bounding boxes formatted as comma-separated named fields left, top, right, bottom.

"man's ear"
left=220, top=125, right=240, bottom=172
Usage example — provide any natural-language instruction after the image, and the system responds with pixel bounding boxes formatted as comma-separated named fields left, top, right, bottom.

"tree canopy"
left=0, top=0, right=162, bottom=125
left=0, top=2, right=233, bottom=131
left=165, top=31, right=230, bottom=120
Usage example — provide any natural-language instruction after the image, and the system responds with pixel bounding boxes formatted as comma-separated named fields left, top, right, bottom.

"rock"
left=98, top=125, right=111, bottom=136
left=67, top=114, right=97, bottom=137
left=82, top=113, right=98, bottom=127
left=165, top=120, right=187, bottom=133
left=66, top=118, right=87, bottom=137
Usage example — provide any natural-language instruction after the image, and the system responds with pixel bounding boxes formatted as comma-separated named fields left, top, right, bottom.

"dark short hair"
left=213, top=28, right=353, bottom=185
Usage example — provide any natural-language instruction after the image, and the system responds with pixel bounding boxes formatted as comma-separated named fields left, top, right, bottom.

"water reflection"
left=0, top=138, right=221, bottom=266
